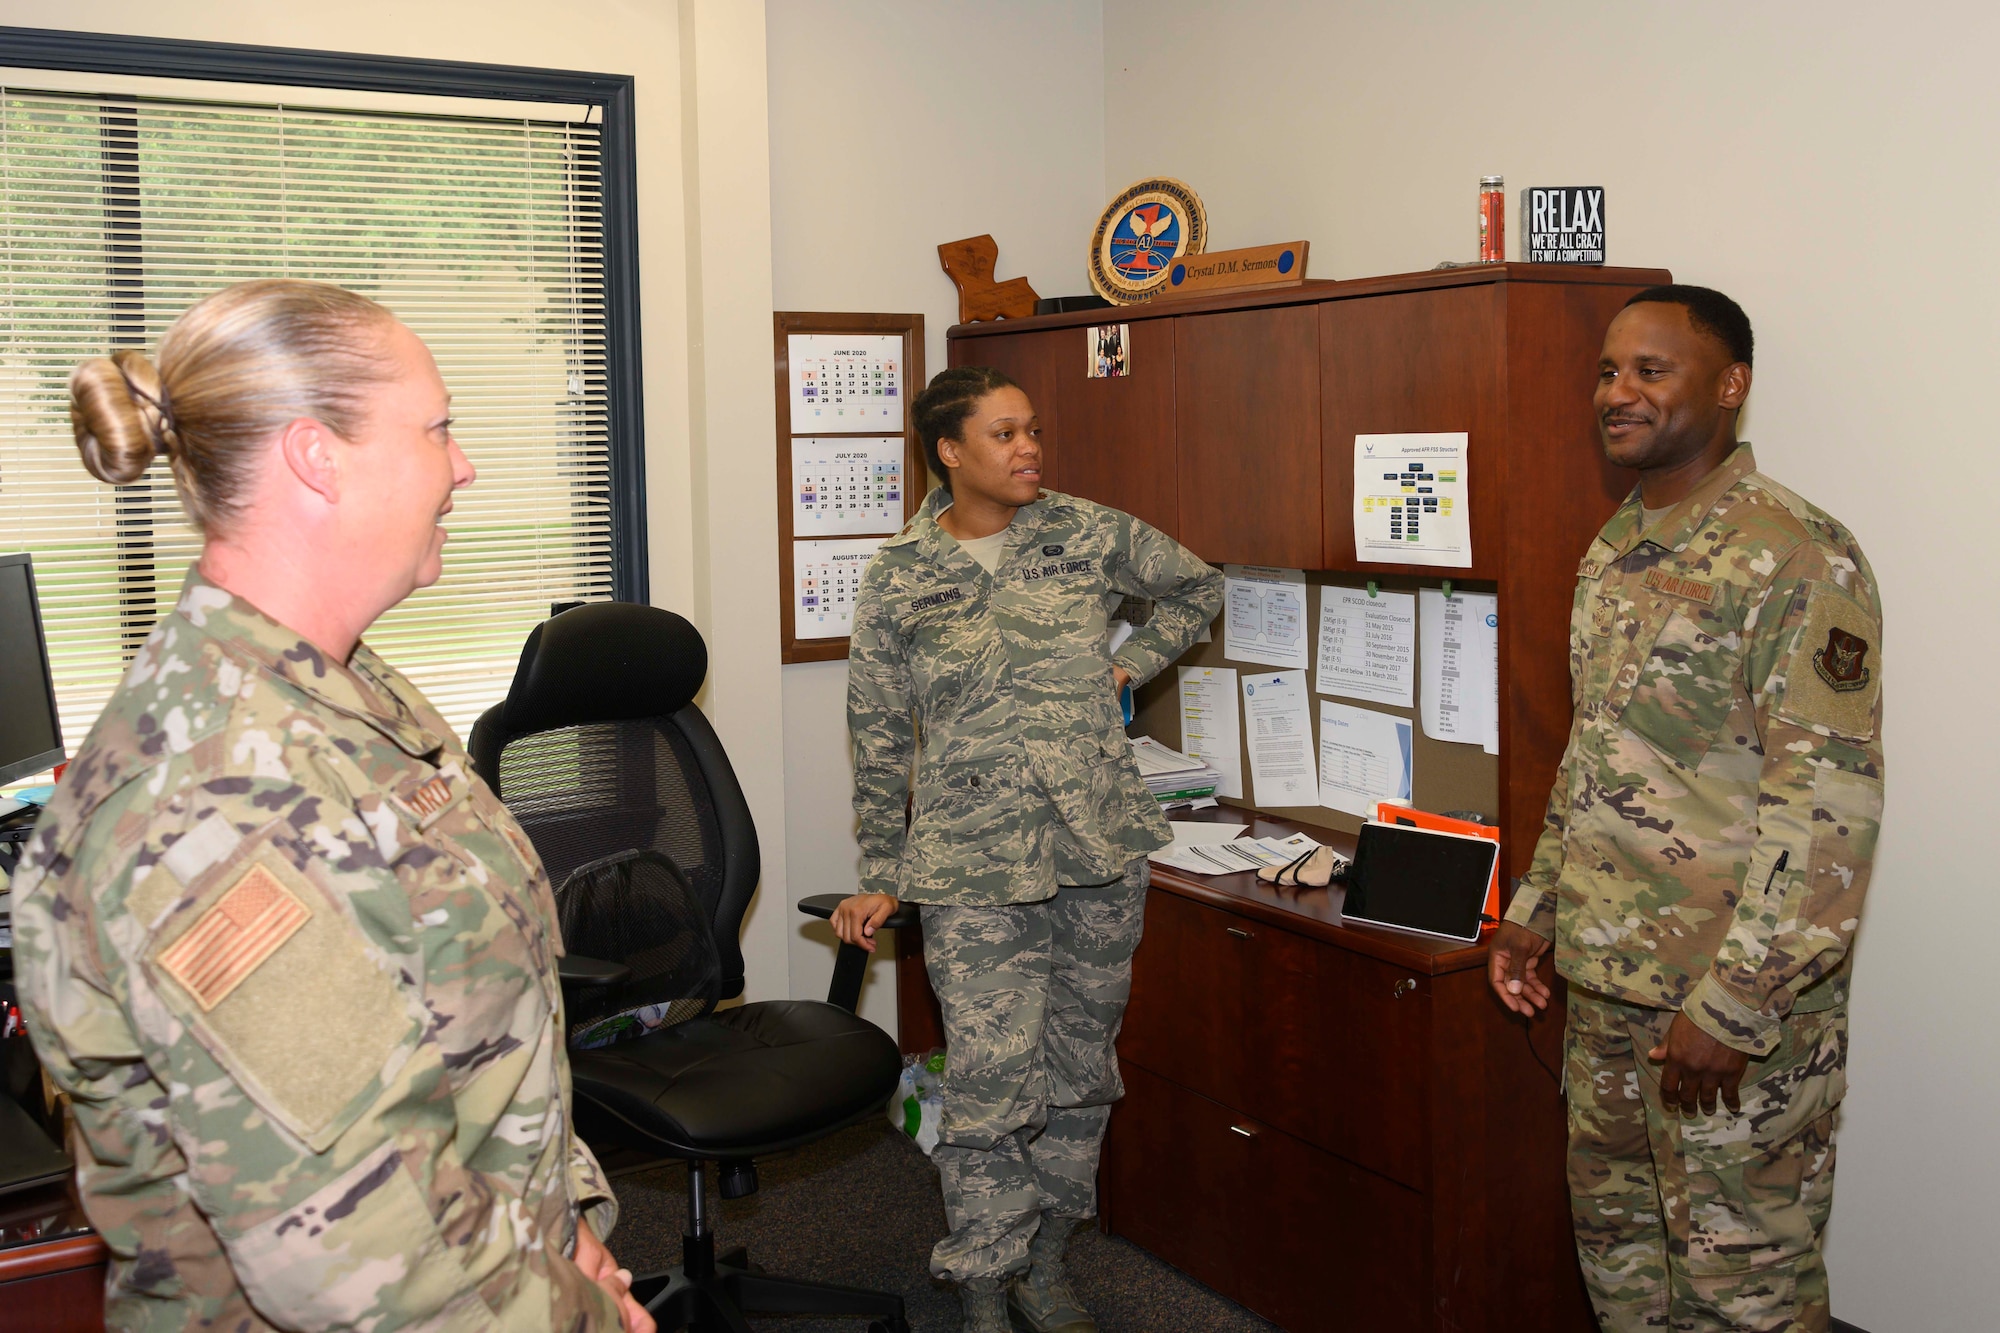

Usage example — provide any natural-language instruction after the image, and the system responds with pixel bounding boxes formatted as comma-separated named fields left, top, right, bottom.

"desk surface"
left=1149, top=805, right=1492, bottom=977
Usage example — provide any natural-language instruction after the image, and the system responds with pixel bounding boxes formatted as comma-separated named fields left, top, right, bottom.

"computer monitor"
left=0, top=553, right=64, bottom=787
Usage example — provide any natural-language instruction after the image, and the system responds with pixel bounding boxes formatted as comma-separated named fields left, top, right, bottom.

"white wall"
left=9, top=0, right=797, bottom=1000
left=766, top=0, right=1106, bottom=1031
left=1102, top=3, right=1999, bottom=1326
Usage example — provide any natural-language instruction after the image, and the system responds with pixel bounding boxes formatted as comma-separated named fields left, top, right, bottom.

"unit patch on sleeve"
left=1775, top=581, right=1881, bottom=740
left=155, top=863, right=311, bottom=1011
left=1814, top=626, right=1872, bottom=692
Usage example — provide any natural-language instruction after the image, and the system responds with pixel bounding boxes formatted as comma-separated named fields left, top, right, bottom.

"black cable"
left=1524, top=1015, right=1563, bottom=1095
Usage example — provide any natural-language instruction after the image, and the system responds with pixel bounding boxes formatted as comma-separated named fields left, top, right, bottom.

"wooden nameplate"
left=938, top=234, right=1040, bottom=323
left=1156, top=241, right=1310, bottom=300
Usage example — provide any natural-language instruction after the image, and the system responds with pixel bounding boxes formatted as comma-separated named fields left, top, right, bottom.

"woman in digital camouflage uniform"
left=13, top=281, right=652, bottom=1332
left=833, top=367, right=1222, bottom=1333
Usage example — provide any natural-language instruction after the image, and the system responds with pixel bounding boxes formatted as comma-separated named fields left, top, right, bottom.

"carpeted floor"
left=607, top=1121, right=1278, bottom=1332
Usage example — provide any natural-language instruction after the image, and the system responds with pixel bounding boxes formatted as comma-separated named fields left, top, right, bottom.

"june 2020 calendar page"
left=788, top=333, right=904, bottom=431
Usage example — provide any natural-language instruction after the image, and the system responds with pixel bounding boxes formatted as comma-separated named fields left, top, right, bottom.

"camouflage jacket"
left=1506, top=445, right=1885, bottom=1056
left=11, top=570, right=622, bottom=1331
left=849, top=489, right=1222, bottom=904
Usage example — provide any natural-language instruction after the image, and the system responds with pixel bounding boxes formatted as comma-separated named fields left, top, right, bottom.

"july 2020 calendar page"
left=791, top=436, right=905, bottom=535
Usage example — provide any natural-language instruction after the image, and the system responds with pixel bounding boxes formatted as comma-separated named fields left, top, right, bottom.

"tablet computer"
left=1341, top=820, right=1500, bottom=944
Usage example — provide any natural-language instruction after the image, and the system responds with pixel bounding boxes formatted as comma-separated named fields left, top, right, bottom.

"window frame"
left=0, top=23, right=649, bottom=604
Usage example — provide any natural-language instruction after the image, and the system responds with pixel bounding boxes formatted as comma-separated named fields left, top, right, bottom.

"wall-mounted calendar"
left=774, top=312, right=925, bottom=663
left=792, top=538, right=885, bottom=639
left=792, top=437, right=905, bottom=535
left=788, top=334, right=905, bottom=432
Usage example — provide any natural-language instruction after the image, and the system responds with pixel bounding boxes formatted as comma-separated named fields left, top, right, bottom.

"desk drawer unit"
left=1106, top=1062, right=1425, bottom=1333
left=1119, top=889, right=1431, bottom=1187
left=1103, top=882, right=1590, bottom=1333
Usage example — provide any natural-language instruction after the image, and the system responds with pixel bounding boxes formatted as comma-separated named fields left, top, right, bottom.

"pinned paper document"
left=1354, top=433, right=1472, bottom=568
left=1224, top=565, right=1310, bottom=670
left=1241, top=670, right=1319, bottom=807
left=1419, top=588, right=1499, bottom=750
left=1318, top=701, right=1414, bottom=819
left=1178, top=666, right=1243, bottom=799
left=1315, top=586, right=1415, bottom=706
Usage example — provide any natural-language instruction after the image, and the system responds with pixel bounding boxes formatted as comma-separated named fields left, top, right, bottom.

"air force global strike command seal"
left=1089, top=178, right=1208, bottom=304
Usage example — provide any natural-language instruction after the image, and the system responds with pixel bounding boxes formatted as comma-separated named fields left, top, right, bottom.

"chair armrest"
left=797, top=893, right=919, bottom=931
left=557, top=954, right=633, bottom=988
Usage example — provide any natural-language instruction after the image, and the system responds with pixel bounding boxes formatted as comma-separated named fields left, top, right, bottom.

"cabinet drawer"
left=1102, top=1062, right=1251, bottom=1298
left=1120, top=889, right=1433, bottom=1186
left=1105, top=1062, right=1426, bottom=1332
left=1120, top=888, right=1262, bottom=1108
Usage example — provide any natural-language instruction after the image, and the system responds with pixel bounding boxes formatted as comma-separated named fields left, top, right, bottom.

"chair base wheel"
left=634, top=1245, right=907, bottom=1332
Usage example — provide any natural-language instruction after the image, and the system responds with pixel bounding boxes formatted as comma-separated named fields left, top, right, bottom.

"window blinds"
left=0, top=88, right=612, bottom=757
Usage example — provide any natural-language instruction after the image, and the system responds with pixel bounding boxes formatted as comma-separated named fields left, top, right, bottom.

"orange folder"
left=1373, top=803, right=1501, bottom=929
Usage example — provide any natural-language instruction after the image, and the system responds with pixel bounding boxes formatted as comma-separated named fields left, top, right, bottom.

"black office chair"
left=470, top=602, right=918, bottom=1332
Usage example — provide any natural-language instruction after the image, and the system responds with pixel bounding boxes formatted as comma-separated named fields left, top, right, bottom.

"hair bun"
left=69, top=349, right=171, bottom=485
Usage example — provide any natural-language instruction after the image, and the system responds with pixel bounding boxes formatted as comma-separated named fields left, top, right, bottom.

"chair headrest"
left=501, top=602, right=708, bottom=739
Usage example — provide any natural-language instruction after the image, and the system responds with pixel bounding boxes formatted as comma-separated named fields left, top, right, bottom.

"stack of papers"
left=1129, top=737, right=1225, bottom=807
left=1148, top=823, right=1342, bottom=879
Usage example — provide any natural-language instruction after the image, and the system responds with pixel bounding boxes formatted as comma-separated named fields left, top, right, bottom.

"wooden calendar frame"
left=775, top=311, right=926, bottom=663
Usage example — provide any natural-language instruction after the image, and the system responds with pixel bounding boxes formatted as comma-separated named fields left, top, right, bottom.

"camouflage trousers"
left=1565, top=989, right=1846, bottom=1333
left=919, top=858, right=1149, bottom=1283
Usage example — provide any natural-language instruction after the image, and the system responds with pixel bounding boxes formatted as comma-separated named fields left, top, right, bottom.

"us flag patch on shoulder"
left=156, top=862, right=312, bottom=1011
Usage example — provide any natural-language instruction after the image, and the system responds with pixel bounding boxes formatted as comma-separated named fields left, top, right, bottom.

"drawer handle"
left=1225, top=927, right=1252, bottom=940
left=1393, top=978, right=1418, bottom=998
left=1229, top=1123, right=1259, bottom=1138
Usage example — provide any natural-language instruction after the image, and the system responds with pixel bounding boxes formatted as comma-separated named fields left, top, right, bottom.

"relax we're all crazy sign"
left=1522, top=187, right=1606, bottom=265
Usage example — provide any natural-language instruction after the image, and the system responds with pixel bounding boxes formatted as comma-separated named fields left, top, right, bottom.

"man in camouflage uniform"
left=1491, top=287, right=1883, bottom=1333
left=13, top=571, right=635, bottom=1330
left=845, top=463, right=1220, bottom=1330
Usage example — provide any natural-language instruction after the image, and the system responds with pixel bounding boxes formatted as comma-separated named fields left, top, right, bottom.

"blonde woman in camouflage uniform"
left=13, top=282, right=652, bottom=1331
left=832, top=367, right=1222, bottom=1333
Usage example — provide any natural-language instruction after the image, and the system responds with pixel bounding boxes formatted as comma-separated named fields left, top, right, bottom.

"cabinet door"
left=1052, top=317, right=1178, bottom=534
left=951, top=328, right=1067, bottom=491
left=1174, top=305, right=1321, bottom=566
left=1319, top=285, right=1503, bottom=576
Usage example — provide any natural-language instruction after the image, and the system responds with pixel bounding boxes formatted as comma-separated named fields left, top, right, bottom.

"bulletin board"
left=774, top=311, right=926, bottom=663
left=1130, top=571, right=1502, bottom=837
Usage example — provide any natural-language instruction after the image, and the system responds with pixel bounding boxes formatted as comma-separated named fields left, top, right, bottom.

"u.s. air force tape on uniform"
left=143, top=836, right=417, bottom=1152
left=1775, top=581, right=1880, bottom=741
